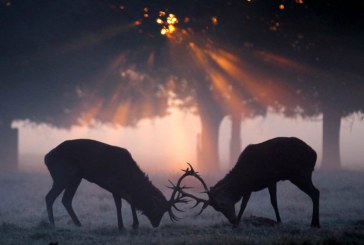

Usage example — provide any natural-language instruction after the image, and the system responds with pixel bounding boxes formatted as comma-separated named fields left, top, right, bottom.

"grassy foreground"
left=0, top=170, right=363, bottom=245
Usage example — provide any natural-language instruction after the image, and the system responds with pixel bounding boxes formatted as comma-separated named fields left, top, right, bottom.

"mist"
left=15, top=110, right=364, bottom=174
left=1, top=167, right=364, bottom=244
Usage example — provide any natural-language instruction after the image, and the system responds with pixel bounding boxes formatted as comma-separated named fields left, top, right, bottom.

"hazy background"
left=14, top=111, right=364, bottom=173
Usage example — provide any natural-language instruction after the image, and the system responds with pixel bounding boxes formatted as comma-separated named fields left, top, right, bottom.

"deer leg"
left=112, top=194, right=124, bottom=230
left=61, top=178, right=82, bottom=227
left=45, top=183, right=65, bottom=226
left=234, top=192, right=251, bottom=228
left=268, top=183, right=281, bottom=223
left=130, top=204, right=139, bottom=229
left=290, top=176, right=320, bottom=228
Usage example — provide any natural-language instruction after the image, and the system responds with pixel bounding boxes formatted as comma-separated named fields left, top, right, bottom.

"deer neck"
left=128, top=174, right=167, bottom=212
left=216, top=169, right=251, bottom=200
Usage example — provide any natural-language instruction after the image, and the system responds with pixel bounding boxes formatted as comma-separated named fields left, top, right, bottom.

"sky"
left=14, top=109, right=364, bottom=173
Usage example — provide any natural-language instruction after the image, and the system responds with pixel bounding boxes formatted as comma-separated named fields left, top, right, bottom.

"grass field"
left=0, top=169, right=363, bottom=244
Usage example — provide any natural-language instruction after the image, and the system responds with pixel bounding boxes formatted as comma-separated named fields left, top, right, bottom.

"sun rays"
left=66, top=5, right=320, bottom=171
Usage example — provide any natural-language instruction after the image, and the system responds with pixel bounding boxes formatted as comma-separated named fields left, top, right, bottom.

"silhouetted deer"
left=45, top=139, right=187, bottom=230
left=177, top=137, right=320, bottom=228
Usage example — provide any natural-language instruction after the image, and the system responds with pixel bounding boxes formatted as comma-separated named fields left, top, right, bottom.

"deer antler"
left=168, top=163, right=210, bottom=221
left=185, top=162, right=209, bottom=193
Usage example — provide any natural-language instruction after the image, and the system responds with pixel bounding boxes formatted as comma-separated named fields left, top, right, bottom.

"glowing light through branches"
left=156, top=11, right=179, bottom=37
left=76, top=1, right=317, bottom=170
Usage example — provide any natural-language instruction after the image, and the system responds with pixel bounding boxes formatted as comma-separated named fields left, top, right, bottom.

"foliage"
left=1, top=0, right=363, bottom=126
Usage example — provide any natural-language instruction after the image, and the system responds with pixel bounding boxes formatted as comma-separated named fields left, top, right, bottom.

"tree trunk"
left=229, top=113, right=242, bottom=166
left=192, top=77, right=225, bottom=175
left=0, top=118, right=18, bottom=172
left=197, top=113, right=222, bottom=174
left=321, top=106, right=341, bottom=169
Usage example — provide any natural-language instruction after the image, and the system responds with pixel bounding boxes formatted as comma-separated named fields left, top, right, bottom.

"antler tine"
left=195, top=202, right=209, bottom=216
left=172, top=204, right=185, bottom=213
left=186, top=162, right=209, bottom=192
left=169, top=163, right=200, bottom=204
left=175, top=186, right=210, bottom=217
left=168, top=210, right=180, bottom=222
left=176, top=188, right=207, bottom=207
left=186, top=162, right=195, bottom=172
left=168, top=177, right=191, bottom=217
left=168, top=163, right=210, bottom=221
left=167, top=179, right=176, bottom=188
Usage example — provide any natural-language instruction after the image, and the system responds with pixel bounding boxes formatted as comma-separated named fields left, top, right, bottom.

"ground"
left=0, top=169, right=363, bottom=245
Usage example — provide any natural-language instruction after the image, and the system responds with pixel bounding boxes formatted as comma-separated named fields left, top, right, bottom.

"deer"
left=176, top=137, right=320, bottom=228
left=44, top=139, right=191, bottom=230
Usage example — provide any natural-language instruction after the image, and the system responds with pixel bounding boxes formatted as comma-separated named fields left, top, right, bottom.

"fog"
left=15, top=110, right=364, bottom=174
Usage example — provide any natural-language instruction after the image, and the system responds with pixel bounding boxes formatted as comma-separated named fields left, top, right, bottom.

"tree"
left=0, top=0, right=85, bottom=170
left=2, top=0, right=314, bottom=173
left=209, top=0, right=364, bottom=169
left=2, top=0, right=362, bottom=172
left=83, top=0, right=364, bottom=171
left=252, top=0, right=364, bottom=169
left=0, top=0, right=170, bottom=171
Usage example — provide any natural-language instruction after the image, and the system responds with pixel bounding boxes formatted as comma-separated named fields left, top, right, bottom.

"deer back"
left=215, top=137, right=317, bottom=192
left=45, top=139, right=167, bottom=211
